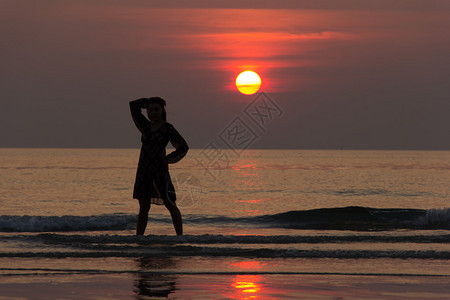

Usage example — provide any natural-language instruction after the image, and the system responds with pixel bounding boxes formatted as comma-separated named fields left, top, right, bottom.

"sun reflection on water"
left=226, top=261, right=269, bottom=299
left=232, top=275, right=262, bottom=299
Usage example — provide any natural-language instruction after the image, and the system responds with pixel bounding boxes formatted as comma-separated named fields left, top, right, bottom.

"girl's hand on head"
left=137, top=98, right=149, bottom=108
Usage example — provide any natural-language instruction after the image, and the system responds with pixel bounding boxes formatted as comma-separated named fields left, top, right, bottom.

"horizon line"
left=0, top=146, right=448, bottom=152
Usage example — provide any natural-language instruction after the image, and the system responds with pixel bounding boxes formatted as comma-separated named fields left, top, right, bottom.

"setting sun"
left=236, top=71, right=261, bottom=95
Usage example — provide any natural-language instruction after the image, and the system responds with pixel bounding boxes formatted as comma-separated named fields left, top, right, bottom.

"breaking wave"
left=0, top=206, right=449, bottom=232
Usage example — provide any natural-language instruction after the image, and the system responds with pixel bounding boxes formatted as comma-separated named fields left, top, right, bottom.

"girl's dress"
left=130, top=99, right=189, bottom=205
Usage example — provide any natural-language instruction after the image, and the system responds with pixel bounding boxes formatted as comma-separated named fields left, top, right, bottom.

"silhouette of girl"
left=130, top=97, right=189, bottom=235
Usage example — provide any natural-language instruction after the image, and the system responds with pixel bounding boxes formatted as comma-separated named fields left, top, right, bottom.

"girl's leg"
left=156, top=177, right=183, bottom=235
left=137, top=199, right=151, bottom=235
left=163, top=197, right=183, bottom=235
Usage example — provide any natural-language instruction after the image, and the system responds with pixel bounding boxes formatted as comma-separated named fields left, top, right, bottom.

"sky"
left=1, top=0, right=449, bottom=150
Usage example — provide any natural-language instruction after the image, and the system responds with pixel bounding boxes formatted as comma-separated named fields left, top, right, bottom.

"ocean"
left=1, top=148, right=449, bottom=299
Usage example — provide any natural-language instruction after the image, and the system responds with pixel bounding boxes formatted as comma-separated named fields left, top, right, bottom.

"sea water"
left=0, top=148, right=449, bottom=298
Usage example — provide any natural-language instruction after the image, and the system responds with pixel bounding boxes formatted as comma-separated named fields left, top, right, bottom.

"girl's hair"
left=148, top=97, right=167, bottom=122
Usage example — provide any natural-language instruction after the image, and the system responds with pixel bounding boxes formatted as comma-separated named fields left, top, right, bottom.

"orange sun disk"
left=236, top=71, right=261, bottom=95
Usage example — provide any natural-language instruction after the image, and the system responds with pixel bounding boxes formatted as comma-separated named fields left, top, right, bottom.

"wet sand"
left=1, top=273, right=450, bottom=299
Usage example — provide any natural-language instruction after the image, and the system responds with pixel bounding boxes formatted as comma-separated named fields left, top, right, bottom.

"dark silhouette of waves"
left=255, top=206, right=448, bottom=230
left=0, top=206, right=448, bottom=232
left=189, top=206, right=449, bottom=231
